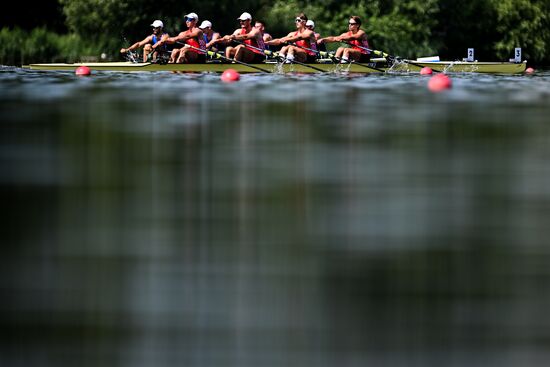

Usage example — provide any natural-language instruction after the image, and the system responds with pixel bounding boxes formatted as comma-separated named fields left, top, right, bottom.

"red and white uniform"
left=348, top=32, right=370, bottom=54
left=185, top=30, right=206, bottom=54
left=294, top=31, right=317, bottom=56
left=242, top=28, right=265, bottom=54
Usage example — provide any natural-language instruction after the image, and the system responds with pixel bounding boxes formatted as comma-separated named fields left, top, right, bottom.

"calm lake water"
left=1, top=66, right=550, bottom=366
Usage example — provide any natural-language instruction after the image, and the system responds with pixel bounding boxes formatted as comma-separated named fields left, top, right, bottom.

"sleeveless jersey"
left=152, top=33, right=168, bottom=50
left=348, top=31, right=370, bottom=54
left=185, top=29, right=206, bottom=54
left=294, top=31, right=317, bottom=56
left=241, top=28, right=265, bottom=54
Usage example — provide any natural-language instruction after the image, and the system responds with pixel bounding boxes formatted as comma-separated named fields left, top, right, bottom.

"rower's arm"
left=235, top=28, right=260, bottom=41
left=337, top=30, right=366, bottom=42
left=266, top=32, right=294, bottom=45
left=285, top=30, right=313, bottom=43
left=217, top=30, right=241, bottom=44
left=318, top=36, right=340, bottom=43
left=265, top=38, right=282, bottom=46
left=121, top=36, right=152, bottom=53
left=166, top=32, right=190, bottom=44
left=206, top=33, right=220, bottom=48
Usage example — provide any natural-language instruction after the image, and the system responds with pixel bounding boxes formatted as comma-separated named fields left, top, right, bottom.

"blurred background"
left=1, top=69, right=550, bottom=366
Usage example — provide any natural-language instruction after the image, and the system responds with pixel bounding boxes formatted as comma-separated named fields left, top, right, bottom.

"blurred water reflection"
left=1, top=68, right=550, bottom=366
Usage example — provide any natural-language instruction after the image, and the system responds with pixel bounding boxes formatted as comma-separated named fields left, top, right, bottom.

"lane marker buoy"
left=221, top=69, right=240, bottom=82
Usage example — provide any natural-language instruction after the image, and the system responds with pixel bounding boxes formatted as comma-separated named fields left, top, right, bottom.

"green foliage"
left=2, top=0, right=550, bottom=64
left=490, top=0, right=550, bottom=62
left=0, top=27, right=104, bottom=65
left=366, top=0, right=440, bottom=58
left=435, top=0, right=498, bottom=60
left=0, top=27, right=26, bottom=65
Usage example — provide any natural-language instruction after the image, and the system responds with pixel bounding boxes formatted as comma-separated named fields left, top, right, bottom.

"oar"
left=343, top=42, right=439, bottom=72
left=176, top=42, right=271, bottom=73
left=122, top=36, right=140, bottom=63
left=288, top=42, right=385, bottom=73
left=234, top=40, right=326, bottom=73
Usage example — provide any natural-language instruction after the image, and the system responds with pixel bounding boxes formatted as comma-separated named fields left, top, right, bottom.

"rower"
left=215, top=12, right=266, bottom=63
left=199, top=20, right=221, bottom=52
left=156, top=12, right=206, bottom=63
left=265, top=13, right=318, bottom=63
left=319, top=16, right=370, bottom=63
left=120, top=20, right=170, bottom=62
left=305, top=20, right=326, bottom=52
left=254, top=20, right=273, bottom=43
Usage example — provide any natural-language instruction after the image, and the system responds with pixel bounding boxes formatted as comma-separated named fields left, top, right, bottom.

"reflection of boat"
left=23, top=59, right=527, bottom=74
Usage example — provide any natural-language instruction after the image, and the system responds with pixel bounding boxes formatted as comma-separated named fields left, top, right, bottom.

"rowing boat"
left=23, top=59, right=527, bottom=74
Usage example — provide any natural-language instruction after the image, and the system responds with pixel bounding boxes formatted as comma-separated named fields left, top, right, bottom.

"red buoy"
left=420, top=67, right=433, bottom=75
left=525, top=67, right=535, bottom=74
left=75, top=66, right=91, bottom=76
left=428, top=74, right=452, bottom=92
left=221, top=68, right=240, bottom=82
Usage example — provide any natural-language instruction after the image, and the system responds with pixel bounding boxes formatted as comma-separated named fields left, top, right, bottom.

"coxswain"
left=319, top=16, right=370, bottom=62
left=265, top=13, right=318, bottom=63
left=120, top=20, right=170, bottom=62
left=157, top=12, right=206, bottom=63
left=215, top=12, right=266, bottom=63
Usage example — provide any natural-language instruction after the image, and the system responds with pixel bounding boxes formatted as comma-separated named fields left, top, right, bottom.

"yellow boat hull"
left=23, top=60, right=527, bottom=74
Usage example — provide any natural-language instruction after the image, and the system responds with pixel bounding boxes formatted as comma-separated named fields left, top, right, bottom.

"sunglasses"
left=295, top=18, right=305, bottom=23
left=348, top=22, right=358, bottom=25
left=185, top=18, right=196, bottom=22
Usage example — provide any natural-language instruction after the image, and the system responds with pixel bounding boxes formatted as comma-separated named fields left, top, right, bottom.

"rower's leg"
left=143, top=44, right=152, bottom=62
left=233, top=45, right=246, bottom=61
left=170, top=48, right=181, bottom=63
left=225, top=46, right=235, bottom=59
left=279, top=45, right=289, bottom=58
left=347, top=49, right=362, bottom=62
left=241, top=48, right=258, bottom=63
left=335, top=47, right=345, bottom=59
left=177, top=49, right=192, bottom=63
left=185, top=51, right=199, bottom=64
left=294, top=48, right=307, bottom=63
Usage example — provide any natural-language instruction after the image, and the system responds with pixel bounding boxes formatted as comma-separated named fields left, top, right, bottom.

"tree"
left=490, top=0, right=550, bottom=63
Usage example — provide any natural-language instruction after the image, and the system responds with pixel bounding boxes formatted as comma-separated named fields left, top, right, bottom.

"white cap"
left=306, top=20, right=315, bottom=28
left=185, top=13, right=199, bottom=21
left=150, top=20, right=164, bottom=28
left=237, top=12, right=252, bottom=21
left=199, top=20, right=212, bottom=29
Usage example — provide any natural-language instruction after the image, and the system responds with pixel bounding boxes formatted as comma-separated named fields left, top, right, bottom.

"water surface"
left=1, top=67, right=550, bottom=366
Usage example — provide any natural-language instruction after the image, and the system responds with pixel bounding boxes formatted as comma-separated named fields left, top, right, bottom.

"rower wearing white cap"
left=214, top=12, right=266, bottom=63
left=199, top=20, right=221, bottom=52
left=305, top=19, right=326, bottom=52
left=156, top=12, right=206, bottom=63
left=120, top=20, right=170, bottom=62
